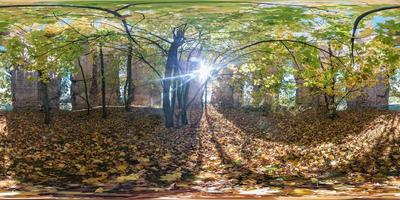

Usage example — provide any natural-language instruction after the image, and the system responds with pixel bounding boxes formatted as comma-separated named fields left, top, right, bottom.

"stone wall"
left=347, top=76, right=389, bottom=109
left=71, top=48, right=122, bottom=110
left=295, top=78, right=324, bottom=108
left=11, top=69, right=60, bottom=110
left=131, top=62, right=161, bottom=107
left=211, top=68, right=242, bottom=107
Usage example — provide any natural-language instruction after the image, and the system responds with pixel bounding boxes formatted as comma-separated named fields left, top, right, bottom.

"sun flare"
left=199, top=62, right=213, bottom=80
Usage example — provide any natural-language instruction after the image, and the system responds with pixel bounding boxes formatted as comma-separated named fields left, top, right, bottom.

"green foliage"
left=0, top=67, right=11, bottom=107
left=230, top=8, right=399, bottom=113
left=0, top=3, right=398, bottom=116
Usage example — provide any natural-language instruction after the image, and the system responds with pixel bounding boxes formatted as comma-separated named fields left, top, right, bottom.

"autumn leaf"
left=292, top=188, right=314, bottom=195
left=162, top=153, right=172, bottom=161
left=82, top=177, right=106, bottom=185
left=116, top=163, right=128, bottom=172
left=116, top=173, right=140, bottom=183
left=94, top=187, right=104, bottom=193
left=160, top=169, right=182, bottom=182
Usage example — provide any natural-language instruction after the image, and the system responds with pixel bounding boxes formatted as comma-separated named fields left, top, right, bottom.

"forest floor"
left=0, top=106, right=400, bottom=199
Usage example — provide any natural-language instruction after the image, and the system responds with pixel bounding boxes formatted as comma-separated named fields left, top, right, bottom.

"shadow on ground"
left=0, top=106, right=400, bottom=197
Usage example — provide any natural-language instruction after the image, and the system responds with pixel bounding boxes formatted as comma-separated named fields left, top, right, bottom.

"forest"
left=0, top=0, right=399, bottom=199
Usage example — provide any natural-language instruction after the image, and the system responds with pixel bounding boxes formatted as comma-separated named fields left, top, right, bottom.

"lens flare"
left=199, top=62, right=212, bottom=80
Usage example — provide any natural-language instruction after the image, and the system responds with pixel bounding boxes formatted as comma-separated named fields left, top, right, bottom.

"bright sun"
left=198, top=62, right=213, bottom=80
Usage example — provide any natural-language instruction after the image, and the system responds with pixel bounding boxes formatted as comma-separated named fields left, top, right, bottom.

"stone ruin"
left=295, top=77, right=389, bottom=110
left=211, top=67, right=242, bottom=107
left=8, top=48, right=212, bottom=127
left=295, top=77, right=325, bottom=108
left=10, top=48, right=123, bottom=111
left=347, top=76, right=390, bottom=109
left=10, top=67, right=391, bottom=111
left=9, top=48, right=391, bottom=111
left=131, top=62, right=161, bottom=107
left=71, top=48, right=122, bottom=110
left=11, top=69, right=60, bottom=110
left=209, top=69, right=390, bottom=110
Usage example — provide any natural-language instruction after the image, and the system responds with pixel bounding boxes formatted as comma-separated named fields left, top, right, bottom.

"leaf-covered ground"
left=0, top=107, right=400, bottom=199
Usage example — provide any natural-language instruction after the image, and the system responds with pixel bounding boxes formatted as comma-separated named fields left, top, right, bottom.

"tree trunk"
left=125, top=45, right=134, bottom=112
left=162, top=27, right=186, bottom=128
left=326, top=95, right=337, bottom=119
left=38, top=71, right=50, bottom=124
left=327, top=45, right=337, bottom=119
left=100, top=46, right=107, bottom=118
left=181, top=81, right=189, bottom=125
left=163, top=47, right=175, bottom=128
left=90, top=54, right=98, bottom=105
left=177, top=78, right=189, bottom=126
left=78, top=58, right=91, bottom=115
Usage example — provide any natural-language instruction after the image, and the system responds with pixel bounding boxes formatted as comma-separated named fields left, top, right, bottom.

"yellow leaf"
left=93, top=159, right=103, bottom=164
left=94, top=187, right=104, bottom=193
left=57, top=163, right=65, bottom=168
left=116, top=163, right=128, bottom=172
left=197, top=172, right=220, bottom=181
left=82, top=177, right=105, bottom=185
left=79, top=166, right=87, bottom=175
left=138, top=157, right=150, bottom=164
left=293, top=188, right=313, bottom=195
left=354, top=174, right=365, bottom=183
left=163, top=153, right=172, bottom=160
left=311, top=178, right=318, bottom=183
left=160, top=169, right=182, bottom=182
left=116, top=173, right=140, bottom=183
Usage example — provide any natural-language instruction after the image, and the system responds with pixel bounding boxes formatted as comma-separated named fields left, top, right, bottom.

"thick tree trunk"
left=38, top=71, right=50, bottom=124
left=327, top=97, right=337, bottom=119
left=171, top=78, right=177, bottom=121
left=181, top=81, right=190, bottom=125
left=162, top=27, right=186, bottom=128
left=90, top=54, right=98, bottom=105
left=125, top=45, right=134, bottom=112
left=162, top=45, right=176, bottom=128
left=78, top=58, right=91, bottom=115
left=100, top=46, right=107, bottom=118
left=177, top=78, right=189, bottom=126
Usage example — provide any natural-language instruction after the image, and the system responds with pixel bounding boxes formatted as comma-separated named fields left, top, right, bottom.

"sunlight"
left=0, top=191, right=21, bottom=197
left=198, top=62, right=213, bottom=80
left=1, top=2, right=400, bottom=199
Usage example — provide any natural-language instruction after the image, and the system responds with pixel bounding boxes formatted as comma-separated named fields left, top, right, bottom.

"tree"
left=124, top=44, right=134, bottom=112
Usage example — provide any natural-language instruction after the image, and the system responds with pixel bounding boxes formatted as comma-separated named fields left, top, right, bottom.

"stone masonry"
left=11, top=69, right=61, bottom=110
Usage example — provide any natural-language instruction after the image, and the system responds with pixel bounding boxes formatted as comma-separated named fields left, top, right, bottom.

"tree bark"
left=327, top=45, right=337, bottom=119
left=90, top=54, right=98, bottom=105
left=162, top=26, right=186, bottom=128
left=125, top=45, right=134, bottom=112
left=38, top=71, right=50, bottom=124
left=182, top=82, right=189, bottom=125
left=78, top=58, right=91, bottom=115
left=100, top=46, right=107, bottom=118
left=177, top=77, right=190, bottom=125
left=163, top=44, right=177, bottom=128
